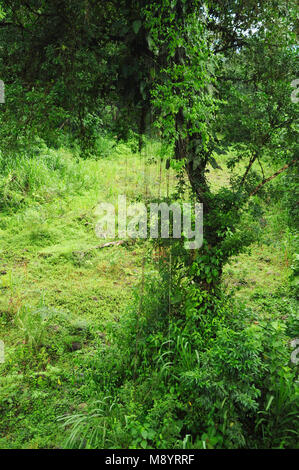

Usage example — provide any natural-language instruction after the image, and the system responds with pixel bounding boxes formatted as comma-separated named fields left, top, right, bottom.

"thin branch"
left=257, top=156, right=265, bottom=180
left=239, top=153, right=257, bottom=187
left=22, top=1, right=56, bottom=18
left=0, top=21, right=25, bottom=30
left=250, top=159, right=297, bottom=197
left=214, top=39, right=247, bottom=54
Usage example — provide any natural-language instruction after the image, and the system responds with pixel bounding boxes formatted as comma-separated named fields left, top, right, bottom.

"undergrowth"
left=0, top=137, right=297, bottom=449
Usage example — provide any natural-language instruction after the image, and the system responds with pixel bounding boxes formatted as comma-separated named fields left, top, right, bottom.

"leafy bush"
left=60, top=244, right=298, bottom=449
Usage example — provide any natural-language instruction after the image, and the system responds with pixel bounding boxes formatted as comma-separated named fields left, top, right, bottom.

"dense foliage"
left=0, top=0, right=298, bottom=449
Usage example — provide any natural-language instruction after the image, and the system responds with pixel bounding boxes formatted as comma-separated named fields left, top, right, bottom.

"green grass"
left=0, top=141, right=296, bottom=448
left=0, top=141, right=177, bottom=448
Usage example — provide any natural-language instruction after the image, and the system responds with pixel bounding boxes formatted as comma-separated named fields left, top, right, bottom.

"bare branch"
left=239, top=153, right=258, bottom=187
left=250, top=159, right=297, bottom=197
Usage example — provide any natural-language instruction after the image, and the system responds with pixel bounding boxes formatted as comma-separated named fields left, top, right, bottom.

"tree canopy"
left=0, top=0, right=298, bottom=279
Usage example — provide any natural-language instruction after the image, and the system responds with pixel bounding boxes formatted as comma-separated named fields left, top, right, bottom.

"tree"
left=142, top=0, right=298, bottom=289
left=0, top=0, right=297, bottom=289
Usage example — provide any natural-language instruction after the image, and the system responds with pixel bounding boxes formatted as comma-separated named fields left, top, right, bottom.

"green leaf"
left=132, top=20, right=142, bottom=34
left=146, top=35, right=154, bottom=51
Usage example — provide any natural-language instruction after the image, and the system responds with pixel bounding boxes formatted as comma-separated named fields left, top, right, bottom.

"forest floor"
left=0, top=144, right=295, bottom=448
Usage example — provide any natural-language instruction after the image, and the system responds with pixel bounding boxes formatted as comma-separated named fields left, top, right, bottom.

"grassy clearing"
left=0, top=142, right=177, bottom=448
left=0, top=142, right=296, bottom=448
